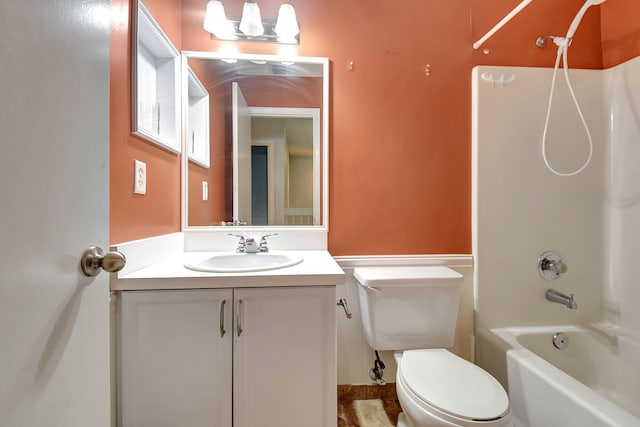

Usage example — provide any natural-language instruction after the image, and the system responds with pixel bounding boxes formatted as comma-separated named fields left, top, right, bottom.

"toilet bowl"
left=353, top=266, right=512, bottom=427
left=395, top=350, right=511, bottom=427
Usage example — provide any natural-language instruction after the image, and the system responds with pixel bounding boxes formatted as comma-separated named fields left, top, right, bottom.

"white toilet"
left=354, top=266, right=512, bottom=427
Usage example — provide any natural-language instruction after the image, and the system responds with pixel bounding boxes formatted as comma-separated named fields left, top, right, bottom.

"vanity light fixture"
left=203, top=1, right=300, bottom=44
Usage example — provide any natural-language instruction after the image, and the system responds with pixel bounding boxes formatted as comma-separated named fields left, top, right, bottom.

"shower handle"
left=538, top=251, right=568, bottom=280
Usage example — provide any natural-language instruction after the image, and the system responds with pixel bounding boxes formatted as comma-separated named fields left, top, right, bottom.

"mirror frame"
left=180, top=51, right=330, bottom=232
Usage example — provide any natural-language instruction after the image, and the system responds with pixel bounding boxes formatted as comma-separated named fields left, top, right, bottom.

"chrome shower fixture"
left=535, top=36, right=563, bottom=48
left=536, top=0, right=606, bottom=177
left=536, top=0, right=607, bottom=51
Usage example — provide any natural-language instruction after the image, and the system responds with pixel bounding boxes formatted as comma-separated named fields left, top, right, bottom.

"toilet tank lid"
left=353, top=266, right=462, bottom=287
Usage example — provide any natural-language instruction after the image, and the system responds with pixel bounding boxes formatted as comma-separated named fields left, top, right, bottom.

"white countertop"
left=111, top=250, right=345, bottom=291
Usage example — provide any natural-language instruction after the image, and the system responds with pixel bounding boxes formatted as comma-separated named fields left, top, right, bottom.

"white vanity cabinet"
left=118, top=289, right=233, bottom=427
left=118, top=286, right=336, bottom=427
left=233, top=286, right=336, bottom=427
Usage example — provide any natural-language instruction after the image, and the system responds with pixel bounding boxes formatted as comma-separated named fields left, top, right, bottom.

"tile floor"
left=338, top=384, right=402, bottom=426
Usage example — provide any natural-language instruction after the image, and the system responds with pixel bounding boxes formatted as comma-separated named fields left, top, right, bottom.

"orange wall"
left=601, top=0, right=640, bottom=68
left=112, top=0, right=639, bottom=253
left=110, top=0, right=183, bottom=244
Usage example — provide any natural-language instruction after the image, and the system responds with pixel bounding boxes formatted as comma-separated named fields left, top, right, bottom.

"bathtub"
left=480, top=325, right=640, bottom=427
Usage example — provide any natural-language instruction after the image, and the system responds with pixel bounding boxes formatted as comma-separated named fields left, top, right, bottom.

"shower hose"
left=541, top=39, right=594, bottom=177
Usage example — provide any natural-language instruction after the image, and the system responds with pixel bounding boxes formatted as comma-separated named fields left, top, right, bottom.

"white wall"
left=289, top=156, right=313, bottom=208
left=335, top=256, right=474, bottom=385
left=473, top=65, right=606, bottom=336
left=603, top=55, right=640, bottom=338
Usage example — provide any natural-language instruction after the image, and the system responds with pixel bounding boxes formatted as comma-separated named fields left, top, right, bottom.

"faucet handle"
left=228, top=233, right=246, bottom=252
left=538, top=250, right=568, bottom=280
left=549, top=259, right=568, bottom=274
left=259, top=233, right=278, bottom=252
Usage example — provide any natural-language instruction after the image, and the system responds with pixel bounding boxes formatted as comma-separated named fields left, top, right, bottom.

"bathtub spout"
left=546, top=289, right=577, bottom=309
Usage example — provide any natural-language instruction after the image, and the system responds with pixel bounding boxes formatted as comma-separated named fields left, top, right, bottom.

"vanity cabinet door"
left=233, top=286, right=336, bottom=427
left=119, top=289, right=233, bottom=427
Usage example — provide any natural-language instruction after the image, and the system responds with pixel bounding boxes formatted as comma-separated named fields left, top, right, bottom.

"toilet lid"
left=399, top=349, right=509, bottom=421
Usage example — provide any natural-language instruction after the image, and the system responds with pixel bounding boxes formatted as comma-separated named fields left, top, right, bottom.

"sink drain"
left=552, top=332, right=569, bottom=349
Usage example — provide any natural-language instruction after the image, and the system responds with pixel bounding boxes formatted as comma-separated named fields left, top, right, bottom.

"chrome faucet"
left=546, top=289, right=577, bottom=309
left=258, top=233, right=277, bottom=252
left=229, top=233, right=277, bottom=253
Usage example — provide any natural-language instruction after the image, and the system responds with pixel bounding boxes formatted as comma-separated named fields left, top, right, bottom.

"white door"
left=232, top=82, right=252, bottom=224
left=0, top=1, right=111, bottom=426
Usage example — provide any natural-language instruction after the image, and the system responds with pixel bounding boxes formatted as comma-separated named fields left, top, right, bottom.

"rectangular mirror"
left=182, top=52, right=329, bottom=229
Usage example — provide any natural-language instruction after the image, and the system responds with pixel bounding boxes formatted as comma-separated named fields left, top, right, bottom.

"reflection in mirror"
left=183, top=53, right=328, bottom=229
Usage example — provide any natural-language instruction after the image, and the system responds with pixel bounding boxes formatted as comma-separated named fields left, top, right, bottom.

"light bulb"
left=274, top=4, right=299, bottom=43
left=203, top=1, right=236, bottom=40
left=239, top=2, right=264, bottom=37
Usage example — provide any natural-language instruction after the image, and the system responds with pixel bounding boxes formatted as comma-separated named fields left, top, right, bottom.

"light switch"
left=202, top=181, right=208, bottom=201
left=134, top=160, right=146, bottom=194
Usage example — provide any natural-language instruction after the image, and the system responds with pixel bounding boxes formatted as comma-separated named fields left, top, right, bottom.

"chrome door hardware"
left=538, top=250, right=568, bottom=280
left=236, top=299, right=244, bottom=337
left=337, top=298, right=352, bottom=319
left=220, top=300, right=227, bottom=337
left=80, top=246, right=126, bottom=277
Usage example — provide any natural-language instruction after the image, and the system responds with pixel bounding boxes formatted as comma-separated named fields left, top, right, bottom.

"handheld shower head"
left=566, top=0, right=607, bottom=40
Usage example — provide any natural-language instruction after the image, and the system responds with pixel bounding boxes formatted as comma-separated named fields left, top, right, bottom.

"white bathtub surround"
left=473, top=65, right=606, bottom=332
left=334, top=255, right=474, bottom=385
left=482, top=326, right=640, bottom=427
left=474, top=54, right=640, bottom=427
left=602, top=54, right=640, bottom=342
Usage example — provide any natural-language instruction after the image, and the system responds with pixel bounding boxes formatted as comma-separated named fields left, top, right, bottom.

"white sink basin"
left=184, top=252, right=303, bottom=273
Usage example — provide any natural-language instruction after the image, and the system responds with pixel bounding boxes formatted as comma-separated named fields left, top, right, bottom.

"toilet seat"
left=398, top=349, right=509, bottom=422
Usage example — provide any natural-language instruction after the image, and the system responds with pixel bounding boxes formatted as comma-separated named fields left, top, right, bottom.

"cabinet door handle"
left=219, top=299, right=226, bottom=337
left=237, top=299, right=244, bottom=337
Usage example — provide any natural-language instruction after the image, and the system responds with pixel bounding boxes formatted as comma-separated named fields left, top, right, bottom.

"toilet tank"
left=354, top=266, right=463, bottom=350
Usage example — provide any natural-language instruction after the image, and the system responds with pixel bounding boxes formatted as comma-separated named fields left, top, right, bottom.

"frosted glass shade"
left=239, top=2, right=264, bottom=37
left=203, top=0, right=236, bottom=39
left=274, top=4, right=299, bottom=42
